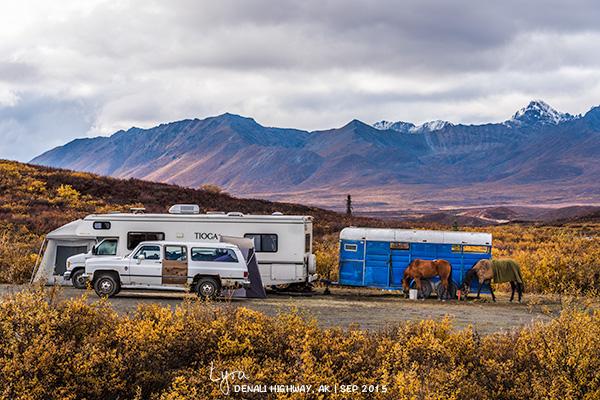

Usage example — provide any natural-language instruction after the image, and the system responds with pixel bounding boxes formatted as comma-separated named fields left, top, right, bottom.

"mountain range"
left=30, top=100, right=600, bottom=212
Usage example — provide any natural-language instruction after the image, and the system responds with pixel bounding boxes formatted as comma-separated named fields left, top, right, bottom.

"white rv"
left=32, top=205, right=317, bottom=289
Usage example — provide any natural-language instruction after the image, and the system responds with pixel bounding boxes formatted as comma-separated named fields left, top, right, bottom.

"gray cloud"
left=0, top=0, right=599, bottom=161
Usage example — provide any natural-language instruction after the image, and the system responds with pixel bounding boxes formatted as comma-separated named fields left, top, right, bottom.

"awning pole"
left=30, top=237, right=47, bottom=284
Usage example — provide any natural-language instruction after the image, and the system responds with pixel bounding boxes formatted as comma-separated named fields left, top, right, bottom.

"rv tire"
left=196, top=277, right=220, bottom=300
left=71, top=268, right=87, bottom=289
left=93, top=273, right=120, bottom=298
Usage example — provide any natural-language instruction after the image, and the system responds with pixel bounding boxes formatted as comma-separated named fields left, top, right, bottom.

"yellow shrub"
left=1, top=289, right=600, bottom=399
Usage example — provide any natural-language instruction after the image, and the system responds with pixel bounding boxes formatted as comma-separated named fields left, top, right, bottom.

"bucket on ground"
left=409, top=289, right=418, bottom=300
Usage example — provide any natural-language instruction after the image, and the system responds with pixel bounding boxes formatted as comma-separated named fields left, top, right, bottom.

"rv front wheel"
left=196, top=277, right=220, bottom=300
left=93, top=274, right=119, bottom=298
left=71, top=269, right=87, bottom=289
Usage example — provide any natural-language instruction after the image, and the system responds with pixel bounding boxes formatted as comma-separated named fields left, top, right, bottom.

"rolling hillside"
left=30, top=101, right=600, bottom=211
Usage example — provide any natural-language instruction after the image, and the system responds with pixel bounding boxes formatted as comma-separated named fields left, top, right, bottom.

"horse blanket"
left=491, top=259, right=523, bottom=284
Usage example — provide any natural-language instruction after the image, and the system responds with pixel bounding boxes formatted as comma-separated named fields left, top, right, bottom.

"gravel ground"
left=0, top=285, right=558, bottom=334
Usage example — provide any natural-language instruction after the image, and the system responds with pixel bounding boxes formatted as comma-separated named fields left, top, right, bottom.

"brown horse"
left=461, top=259, right=524, bottom=302
left=402, top=259, right=453, bottom=300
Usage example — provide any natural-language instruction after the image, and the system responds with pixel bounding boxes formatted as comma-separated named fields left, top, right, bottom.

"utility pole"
left=346, top=195, right=353, bottom=216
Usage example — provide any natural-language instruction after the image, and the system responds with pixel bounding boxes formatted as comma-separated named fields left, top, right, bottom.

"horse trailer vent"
left=168, top=204, right=200, bottom=214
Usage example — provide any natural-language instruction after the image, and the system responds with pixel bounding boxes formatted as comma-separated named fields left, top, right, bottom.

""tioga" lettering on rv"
left=195, top=232, right=219, bottom=240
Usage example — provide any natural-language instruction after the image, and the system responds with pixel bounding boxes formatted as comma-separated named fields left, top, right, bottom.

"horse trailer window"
left=93, top=221, right=111, bottom=230
left=390, top=242, right=410, bottom=250
left=191, top=248, right=238, bottom=262
left=344, top=243, right=358, bottom=252
left=127, top=232, right=165, bottom=250
left=244, top=234, right=278, bottom=253
left=463, top=245, right=490, bottom=253
left=451, top=244, right=462, bottom=253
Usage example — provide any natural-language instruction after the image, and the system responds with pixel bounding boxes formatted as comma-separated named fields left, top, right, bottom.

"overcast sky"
left=1, top=0, right=600, bottom=161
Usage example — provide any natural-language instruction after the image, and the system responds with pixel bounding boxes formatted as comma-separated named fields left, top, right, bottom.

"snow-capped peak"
left=372, top=120, right=395, bottom=130
left=372, top=120, right=416, bottom=133
left=509, top=100, right=573, bottom=126
left=372, top=119, right=452, bottom=133
left=412, top=120, right=453, bottom=133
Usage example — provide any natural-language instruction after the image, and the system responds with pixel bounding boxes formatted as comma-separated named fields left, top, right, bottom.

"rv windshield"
left=95, top=239, right=118, bottom=255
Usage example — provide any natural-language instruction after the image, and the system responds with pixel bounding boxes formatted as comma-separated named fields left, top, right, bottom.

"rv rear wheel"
left=93, top=274, right=120, bottom=298
left=196, top=277, right=220, bottom=300
left=71, top=269, right=87, bottom=289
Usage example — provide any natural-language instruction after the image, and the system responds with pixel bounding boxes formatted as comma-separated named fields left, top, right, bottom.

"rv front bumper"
left=63, top=271, right=71, bottom=280
left=308, top=274, right=319, bottom=283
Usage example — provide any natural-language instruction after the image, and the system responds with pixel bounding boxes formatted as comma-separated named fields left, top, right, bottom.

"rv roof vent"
left=130, top=207, right=145, bottom=214
left=227, top=211, right=244, bottom=217
left=272, top=212, right=283, bottom=216
left=169, top=204, right=200, bottom=214
left=206, top=211, right=226, bottom=215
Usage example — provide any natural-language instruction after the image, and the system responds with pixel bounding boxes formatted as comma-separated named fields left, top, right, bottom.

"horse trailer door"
left=364, top=241, right=390, bottom=287
left=389, top=242, right=411, bottom=288
left=338, top=240, right=365, bottom=286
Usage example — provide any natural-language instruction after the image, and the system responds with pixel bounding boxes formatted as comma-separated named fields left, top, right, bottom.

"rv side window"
left=164, top=245, right=187, bottom=261
left=133, top=245, right=161, bottom=260
left=305, top=234, right=311, bottom=253
left=96, top=239, right=118, bottom=255
left=93, top=221, right=111, bottom=230
left=344, top=243, right=358, bottom=252
left=244, top=234, right=278, bottom=253
left=127, top=232, right=165, bottom=250
left=191, top=248, right=238, bottom=262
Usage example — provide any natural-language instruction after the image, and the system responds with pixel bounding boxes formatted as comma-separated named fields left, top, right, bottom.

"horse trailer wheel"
left=71, top=269, right=87, bottom=289
left=93, top=274, right=119, bottom=298
left=196, top=277, right=220, bottom=300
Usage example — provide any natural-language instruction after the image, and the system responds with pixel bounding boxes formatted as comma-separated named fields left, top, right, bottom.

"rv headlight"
left=67, top=261, right=71, bottom=269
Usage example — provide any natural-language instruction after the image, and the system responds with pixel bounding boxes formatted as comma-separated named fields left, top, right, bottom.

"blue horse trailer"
left=338, top=227, right=492, bottom=293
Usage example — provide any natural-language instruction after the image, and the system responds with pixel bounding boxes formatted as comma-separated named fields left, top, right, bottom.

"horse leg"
left=488, top=280, right=496, bottom=302
left=509, top=282, right=515, bottom=302
left=476, top=280, right=483, bottom=299
left=441, top=276, right=449, bottom=301
left=517, top=283, right=523, bottom=303
left=402, top=276, right=410, bottom=298
left=415, top=277, right=422, bottom=299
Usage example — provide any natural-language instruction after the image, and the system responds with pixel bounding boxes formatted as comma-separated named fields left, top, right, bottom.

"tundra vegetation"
left=1, top=160, right=600, bottom=399
left=1, top=289, right=600, bottom=399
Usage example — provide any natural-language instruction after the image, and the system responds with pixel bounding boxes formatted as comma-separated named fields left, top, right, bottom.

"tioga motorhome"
left=31, top=204, right=316, bottom=289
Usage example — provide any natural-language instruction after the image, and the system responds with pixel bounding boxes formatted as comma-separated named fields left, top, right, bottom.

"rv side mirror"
left=136, top=254, right=145, bottom=264
left=91, top=245, right=97, bottom=255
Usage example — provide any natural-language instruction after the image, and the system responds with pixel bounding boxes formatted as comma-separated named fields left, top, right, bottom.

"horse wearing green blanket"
left=461, top=259, right=524, bottom=302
